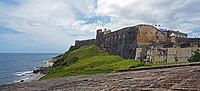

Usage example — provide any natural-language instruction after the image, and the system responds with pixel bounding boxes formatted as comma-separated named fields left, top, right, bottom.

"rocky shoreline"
left=15, top=60, right=55, bottom=83
left=32, top=61, right=55, bottom=80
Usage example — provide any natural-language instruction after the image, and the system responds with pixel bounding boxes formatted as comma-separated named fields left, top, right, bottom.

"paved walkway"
left=1, top=65, right=200, bottom=91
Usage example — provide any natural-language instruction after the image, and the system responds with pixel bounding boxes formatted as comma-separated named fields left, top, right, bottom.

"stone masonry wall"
left=135, top=46, right=200, bottom=63
left=94, top=27, right=136, bottom=59
left=74, top=24, right=200, bottom=62
left=95, top=25, right=169, bottom=59
left=100, top=26, right=139, bottom=59
left=75, top=24, right=169, bottom=59
left=137, top=25, right=169, bottom=46
left=75, top=39, right=96, bottom=46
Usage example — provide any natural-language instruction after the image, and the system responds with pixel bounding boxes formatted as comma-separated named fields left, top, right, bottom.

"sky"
left=0, top=0, right=200, bottom=53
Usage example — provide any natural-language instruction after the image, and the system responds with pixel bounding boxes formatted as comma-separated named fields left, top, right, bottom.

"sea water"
left=0, top=53, right=58, bottom=85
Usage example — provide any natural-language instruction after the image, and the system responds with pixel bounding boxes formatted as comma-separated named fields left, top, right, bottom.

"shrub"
left=61, top=57, right=79, bottom=66
left=52, top=45, right=81, bottom=67
left=129, top=62, right=149, bottom=68
left=68, top=45, right=81, bottom=52
left=188, top=49, right=200, bottom=62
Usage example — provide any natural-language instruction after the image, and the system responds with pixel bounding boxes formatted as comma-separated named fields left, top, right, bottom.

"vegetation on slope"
left=40, top=45, right=184, bottom=80
left=40, top=45, right=147, bottom=80
left=188, top=49, right=200, bottom=62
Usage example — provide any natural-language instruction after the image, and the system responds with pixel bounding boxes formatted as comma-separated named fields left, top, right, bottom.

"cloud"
left=0, top=0, right=200, bottom=53
left=191, top=32, right=200, bottom=38
left=96, top=0, right=200, bottom=34
left=0, top=0, right=98, bottom=53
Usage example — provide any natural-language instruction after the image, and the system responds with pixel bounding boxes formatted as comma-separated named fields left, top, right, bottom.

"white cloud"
left=96, top=0, right=200, bottom=34
left=0, top=0, right=98, bottom=52
left=191, top=32, right=200, bottom=38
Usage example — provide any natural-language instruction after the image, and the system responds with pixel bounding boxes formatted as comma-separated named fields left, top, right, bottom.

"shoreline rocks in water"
left=44, top=61, right=54, bottom=67
left=30, top=67, right=47, bottom=81
left=33, top=67, right=48, bottom=74
left=32, top=59, right=56, bottom=80
left=33, top=59, right=56, bottom=75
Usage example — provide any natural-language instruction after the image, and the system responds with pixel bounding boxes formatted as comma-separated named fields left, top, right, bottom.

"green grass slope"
left=40, top=45, right=147, bottom=80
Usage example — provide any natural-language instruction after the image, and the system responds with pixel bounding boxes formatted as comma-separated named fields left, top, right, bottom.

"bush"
left=61, top=57, right=79, bottom=66
left=68, top=45, right=81, bottom=52
left=188, top=49, right=200, bottom=62
left=129, top=61, right=150, bottom=68
left=52, top=45, right=81, bottom=67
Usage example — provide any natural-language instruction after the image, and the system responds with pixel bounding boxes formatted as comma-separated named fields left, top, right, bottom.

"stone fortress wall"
left=75, top=24, right=200, bottom=63
left=75, top=39, right=96, bottom=46
left=96, top=26, right=138, bottom=59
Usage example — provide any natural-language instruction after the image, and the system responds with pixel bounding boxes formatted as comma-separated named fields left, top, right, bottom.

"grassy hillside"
left=40, top=45, right=147, bottom=80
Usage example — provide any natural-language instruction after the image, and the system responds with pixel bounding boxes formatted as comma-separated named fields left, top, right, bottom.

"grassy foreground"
left=40, top=45, right=148, bottom=80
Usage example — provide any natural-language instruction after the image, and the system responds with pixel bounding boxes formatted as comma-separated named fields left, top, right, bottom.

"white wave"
left=43, top=60, right=48, bottom=63
left=15, top=71, right=33, bottom=76
left=13, top=73, right=38, bottom=83
left=13, top=80, right=23, bottom=83
left=13, top=77, right=29, bottom=83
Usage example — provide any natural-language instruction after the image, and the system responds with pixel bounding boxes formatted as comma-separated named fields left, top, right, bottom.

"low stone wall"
left=135, top=47, right=200, bottom=63
left=75, top=39, right=96, bottom=46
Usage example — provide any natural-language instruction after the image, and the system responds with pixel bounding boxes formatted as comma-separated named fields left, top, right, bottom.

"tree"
left=188, top=49, right=200, bottom=62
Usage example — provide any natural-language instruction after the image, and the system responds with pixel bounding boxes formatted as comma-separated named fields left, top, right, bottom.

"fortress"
left=75, top=24, right=200, bottom=63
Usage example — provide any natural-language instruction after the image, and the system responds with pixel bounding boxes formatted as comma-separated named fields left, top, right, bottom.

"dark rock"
left=33, top=67, right=48, bottom=74
left=20, top=80, right=24, bottom=82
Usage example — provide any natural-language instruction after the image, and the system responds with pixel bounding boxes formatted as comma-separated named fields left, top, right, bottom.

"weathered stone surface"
left=137, top=25, right=168, bottom=46
left=135, top=47, right=200, bottom=63
left=2, top=64, right=200, bottom=91
left=75, top=39, right=96, bottom=46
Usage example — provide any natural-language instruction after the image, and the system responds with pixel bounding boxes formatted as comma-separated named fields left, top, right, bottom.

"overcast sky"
left=0, top=0, right=200, bottom=53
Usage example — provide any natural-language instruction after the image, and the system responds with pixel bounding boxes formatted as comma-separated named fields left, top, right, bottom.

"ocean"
left=0, top=53, right=58, bottom=85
